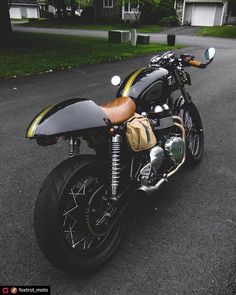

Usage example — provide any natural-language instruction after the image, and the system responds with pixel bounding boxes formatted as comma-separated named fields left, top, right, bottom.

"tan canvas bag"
left=125, top=113, right=157, bottom=152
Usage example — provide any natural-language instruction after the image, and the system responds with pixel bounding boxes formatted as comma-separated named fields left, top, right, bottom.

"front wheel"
left=34, top=155, right=126, bottom=273
left=175, top=101, right=204, bottom=165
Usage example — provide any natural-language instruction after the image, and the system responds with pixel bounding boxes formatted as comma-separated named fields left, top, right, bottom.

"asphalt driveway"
left=13, top=25, right=236, bottom=49
left=162, top=26, right=201, bottom=36
left=0, top=37, right=236, bottom=294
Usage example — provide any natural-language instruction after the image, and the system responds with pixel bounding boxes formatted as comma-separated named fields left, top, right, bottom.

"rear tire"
left=34, top=155, right=125, bottom=273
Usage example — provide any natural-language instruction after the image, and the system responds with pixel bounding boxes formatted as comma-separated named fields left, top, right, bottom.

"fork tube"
left=174, top=69, right=192, bottom=104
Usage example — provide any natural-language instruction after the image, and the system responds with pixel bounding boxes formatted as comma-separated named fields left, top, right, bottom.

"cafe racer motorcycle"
left=26, top=48, right=216, bottom=272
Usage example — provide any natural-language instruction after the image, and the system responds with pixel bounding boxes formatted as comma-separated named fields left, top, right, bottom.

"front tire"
left=175, top=101, right=204, bottom=165
left=34, top=155, right=125, bottom=273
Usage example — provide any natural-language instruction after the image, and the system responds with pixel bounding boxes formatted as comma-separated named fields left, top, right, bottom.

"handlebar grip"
left=188, top=60, right=206, bottom=68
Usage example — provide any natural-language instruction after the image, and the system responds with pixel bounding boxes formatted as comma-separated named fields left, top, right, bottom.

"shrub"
left=160, top=15, right=179, bottom=27
left=80, top=7, right=94, bottom=21
left=158, top=0, right=176, bottom=19
left=39, top=10, right=54, bottom=18
left=140, top=0, right=177, bottom=25
left=140, top=0, right=159, bottom=24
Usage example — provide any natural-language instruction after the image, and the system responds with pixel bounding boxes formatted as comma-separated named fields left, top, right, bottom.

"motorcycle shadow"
left=127, top=172, right=185, bottom=221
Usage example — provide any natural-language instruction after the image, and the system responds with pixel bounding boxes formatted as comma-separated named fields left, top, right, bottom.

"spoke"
left=66, top=212, right=76, bottom=221
left=72, top=236, right=88, bottom=249
left=64, top=230, right=81, bottom=233
left=69, top=190, right=79, bottom=206
left=63, top=211, right=76, bottom=226
left=61, top=175, right=108, bottom=252
left=75, top=179, right=87, bottom=196
left=193, top=134, right=199, bottom=155
left=63, top=213, right=68, bottom=226
left=192, top=134, right=197, bottom=153
left=188, top=134, right=194, bottom=153
left=63, top=205, right=78, bottom=216
left=69, top=224, right=75, bottom=248
left=65, top=219, right=77, bottom=240
left=96, top=206, right=117, bottom=226
left=63, top=180, right=89, bottom=217
left=69, top=180, right=87, bottom=200
left=83, top=238, right=93, bottom=250
left=72, top=235, right=93, bottom=250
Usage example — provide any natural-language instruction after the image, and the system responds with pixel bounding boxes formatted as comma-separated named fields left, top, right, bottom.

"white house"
left=9, top=0, right=40, bottom=19
left=37, top=0, right=56, bottom=15
left=94, top=0, right=140, bottom=22
left=174, top=0, right=236, bottom=26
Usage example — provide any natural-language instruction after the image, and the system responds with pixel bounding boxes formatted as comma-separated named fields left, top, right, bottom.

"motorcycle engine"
left=165, top=136, right=185, bottom=165
left=139, top=103, right=185, bottom=187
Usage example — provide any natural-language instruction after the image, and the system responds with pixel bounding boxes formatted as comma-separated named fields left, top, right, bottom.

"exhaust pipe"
left=138, top=116, right=186, bottom=195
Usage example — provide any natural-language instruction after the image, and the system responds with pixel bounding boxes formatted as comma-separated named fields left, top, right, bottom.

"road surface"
left=13, top=25, right=236, bottom=48
left=0, top=34, right=236, bottom=294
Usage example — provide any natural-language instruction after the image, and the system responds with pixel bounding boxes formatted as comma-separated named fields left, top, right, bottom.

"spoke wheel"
left=176, top=102, right=204, bottom=165
left=34, top=156, right=126, bottom=272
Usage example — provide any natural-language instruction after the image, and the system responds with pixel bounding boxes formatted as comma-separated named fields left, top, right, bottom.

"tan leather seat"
left=100, top=96, right=136, bottom=124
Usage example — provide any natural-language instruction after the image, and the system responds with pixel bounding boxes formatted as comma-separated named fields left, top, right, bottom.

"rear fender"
left=26, top=98, right=111, bottom=140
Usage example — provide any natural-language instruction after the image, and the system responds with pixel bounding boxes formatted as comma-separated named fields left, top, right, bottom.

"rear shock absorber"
left=69, top=137, right=81, bottom=157
left=111, top=133, right=122, bottom=199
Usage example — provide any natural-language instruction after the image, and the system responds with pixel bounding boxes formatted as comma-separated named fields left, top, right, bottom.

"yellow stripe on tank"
left=122, top=68, right=144, bottom=97
left=26, top=105, right=55, bottom=138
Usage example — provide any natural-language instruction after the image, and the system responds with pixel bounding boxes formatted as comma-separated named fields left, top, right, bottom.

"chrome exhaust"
left=138, top=116, right=186, bottom=195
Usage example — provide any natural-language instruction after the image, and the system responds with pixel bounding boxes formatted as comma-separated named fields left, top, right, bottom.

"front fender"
left=26, top=98, right=110, bottom=139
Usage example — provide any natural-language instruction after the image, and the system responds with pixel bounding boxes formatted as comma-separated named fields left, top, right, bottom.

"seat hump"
left=100, top=96, right=136, bottom=124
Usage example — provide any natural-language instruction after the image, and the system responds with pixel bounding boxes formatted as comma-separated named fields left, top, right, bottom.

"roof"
left=10, top=0, right=39, bottom=5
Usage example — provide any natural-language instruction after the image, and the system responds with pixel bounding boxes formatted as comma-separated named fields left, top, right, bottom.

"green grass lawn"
left=0, top=32, right=182, bottom=78
left=197, top=25, right=236, bottom=38
left=11, top=18, right=29, bottom=21
left=18, top=18, right=164, bottom=33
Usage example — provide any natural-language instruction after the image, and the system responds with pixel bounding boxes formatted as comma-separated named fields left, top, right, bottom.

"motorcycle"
left=26, top=47, right=216, bottom=272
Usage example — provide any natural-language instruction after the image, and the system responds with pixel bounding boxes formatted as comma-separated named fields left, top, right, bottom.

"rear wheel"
left=34, top=155, right=126, bottom=273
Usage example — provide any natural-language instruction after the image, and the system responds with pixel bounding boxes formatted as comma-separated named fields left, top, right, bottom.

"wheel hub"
left=85, top=186, right=118, bottom=237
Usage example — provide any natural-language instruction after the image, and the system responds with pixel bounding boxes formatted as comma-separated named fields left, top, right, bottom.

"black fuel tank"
left=117, top=67, right=170, bottom=107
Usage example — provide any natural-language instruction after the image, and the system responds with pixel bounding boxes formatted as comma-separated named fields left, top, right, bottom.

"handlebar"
left=180, top=55, right=206, bottom=69
left=188, top=60, right=206, bottom=69
left=149, top=52, right=208, bottom=69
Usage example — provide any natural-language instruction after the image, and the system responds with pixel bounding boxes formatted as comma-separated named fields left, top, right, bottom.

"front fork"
left=173, top=69, right=192, bottom=105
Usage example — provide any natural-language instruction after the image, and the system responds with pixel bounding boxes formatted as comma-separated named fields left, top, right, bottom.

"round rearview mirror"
left=111, top=75, right=121, bottom=86
left=205, top=47, right=216, bottom=60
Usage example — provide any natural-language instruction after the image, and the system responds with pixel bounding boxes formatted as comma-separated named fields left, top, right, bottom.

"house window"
left=124, top=0, right=139, bottom=12
left=231, top=3, right=236, bottom=17
left=103, top=0, right=113, bottom=8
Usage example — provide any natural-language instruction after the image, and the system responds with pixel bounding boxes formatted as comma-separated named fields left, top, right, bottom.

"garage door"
left=26, top=8, right=38, bottom=18
left=192, top=4, right=216, bottom=26
left=10, top=7, right=22, bottom=19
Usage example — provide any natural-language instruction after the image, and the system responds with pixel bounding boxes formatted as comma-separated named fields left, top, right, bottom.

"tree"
left=46, top=0, right=85, bottom=17
left=46, top=0, right=92, bottom=18
left=139, top=0, right=176, bottom=25
left=0, top=0, right=12, bottom=47
left=45, top=0, right=68, bottom=17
